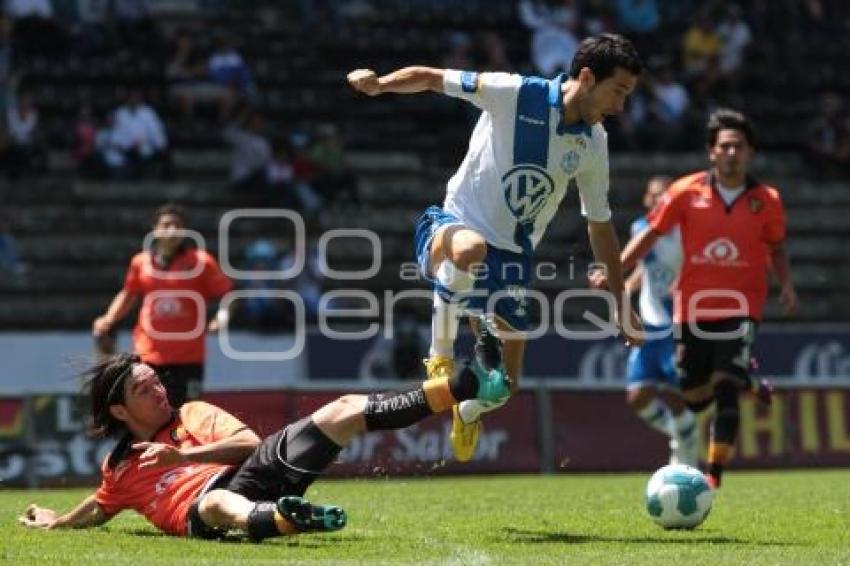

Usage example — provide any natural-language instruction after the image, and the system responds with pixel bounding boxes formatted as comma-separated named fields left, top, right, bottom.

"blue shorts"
left=414, top=205, right=532, bottom=331
left=626, top=325, right=679, bottom=390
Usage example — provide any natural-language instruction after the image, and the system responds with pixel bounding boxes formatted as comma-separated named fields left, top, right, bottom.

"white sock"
left=458, top=399, right=487, bottom=423
left=637, top=398, right=674, bottom=437
left=672, top=408, right=696, bottom=439
left=429, top=260, right=474, bottom=358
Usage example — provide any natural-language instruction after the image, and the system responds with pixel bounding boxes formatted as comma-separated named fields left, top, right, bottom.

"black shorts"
left=674, top=317, right=757, bottom=392
left=186, top=417, right=341, bottom=539
left=149, top=363, right=204, bottom=407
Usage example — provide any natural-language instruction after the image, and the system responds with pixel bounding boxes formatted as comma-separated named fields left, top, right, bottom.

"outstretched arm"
left=92, top=289, right=138, bottom=336
left=347, top=66, right=445, bottom=96
left=621, top=225, right=661, bottom=273
left=19, top=493, right=110, bottom=530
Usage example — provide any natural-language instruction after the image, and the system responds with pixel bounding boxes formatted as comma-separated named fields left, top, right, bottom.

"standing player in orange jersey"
left=92, top=204, right=232, bottom=407
left=605, top=109, right=799, bottom=488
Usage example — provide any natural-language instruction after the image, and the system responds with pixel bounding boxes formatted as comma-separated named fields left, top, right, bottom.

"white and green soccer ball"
left=645, top=464, right=714, bottom=529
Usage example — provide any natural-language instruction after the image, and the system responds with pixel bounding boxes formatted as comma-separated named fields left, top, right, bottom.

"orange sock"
left=422, top=377, right=458, bottom=413
left=274, top=511, right=299, bottom=536
left=707, top=441, right=732, bottom=467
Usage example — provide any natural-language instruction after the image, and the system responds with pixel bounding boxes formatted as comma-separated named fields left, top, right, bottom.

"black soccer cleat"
left=276, top=496, right=347, bottom=533
left=474, top=315, right=503, bottom=372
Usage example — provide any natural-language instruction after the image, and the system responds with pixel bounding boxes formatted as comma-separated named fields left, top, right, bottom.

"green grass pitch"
left=3, top=470, right=849, bottom=565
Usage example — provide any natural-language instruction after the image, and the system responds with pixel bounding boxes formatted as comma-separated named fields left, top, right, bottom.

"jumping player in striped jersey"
left=348, top=34, right=645, bottom=462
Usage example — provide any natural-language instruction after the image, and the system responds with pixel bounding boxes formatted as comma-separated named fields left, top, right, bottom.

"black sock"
left=449, top=364, right=478, bottom=402
left=246, top=502, right=281, bottom=541
left=363, top=387, right=433, bottom=430
left=712, top=381, right=740, bottom=445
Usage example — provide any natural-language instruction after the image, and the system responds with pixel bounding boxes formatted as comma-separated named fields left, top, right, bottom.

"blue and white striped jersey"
left=442, top=70, right=612, bottom=255
left=631, top=216, right=682, bottom=327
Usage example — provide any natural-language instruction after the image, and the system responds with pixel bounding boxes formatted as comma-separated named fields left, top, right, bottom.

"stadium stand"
left=0, top=0, right=848, bottom=329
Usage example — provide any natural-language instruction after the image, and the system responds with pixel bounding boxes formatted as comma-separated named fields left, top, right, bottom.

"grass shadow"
left=120, top=528, right=366, bottom=546
left=501, top=527, right=802, bottom=547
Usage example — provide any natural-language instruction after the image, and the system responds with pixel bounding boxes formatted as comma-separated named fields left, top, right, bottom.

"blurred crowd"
left=0, top=0, right=845, bottom=185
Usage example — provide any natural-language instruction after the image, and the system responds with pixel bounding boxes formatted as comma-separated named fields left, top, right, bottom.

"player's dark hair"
left=569, top=33, right=643, bottom=81
left=82, top=353, right=139, bottom=438
left=151, top=203, right=186, bottom=227
left=706, top=108, right=756, bottom=147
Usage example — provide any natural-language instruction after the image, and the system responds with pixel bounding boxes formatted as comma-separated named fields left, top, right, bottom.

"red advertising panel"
left=549, top=389, right=850, bottom=471
left=3, top=388, right=850, bottom=487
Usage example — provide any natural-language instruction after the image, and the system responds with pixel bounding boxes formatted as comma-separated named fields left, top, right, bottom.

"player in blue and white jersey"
left=624, top=176, right=697, bottom=466
left=348, top=34, right=644, bottom=462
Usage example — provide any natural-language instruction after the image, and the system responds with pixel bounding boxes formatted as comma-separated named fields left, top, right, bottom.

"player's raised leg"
left=422, top=222, right=486, bottom=382
left=193, top=350, right=510, bottom=541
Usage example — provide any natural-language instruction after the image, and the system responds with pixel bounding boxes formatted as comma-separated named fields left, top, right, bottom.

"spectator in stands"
left=114, top=90, right=172, bottom=179
left=0, top=213, right=27, bottom=277
left=73, top=105, right=99, bottom=178
left=92, top=204, right=233, bottom=408
left=207, top=34, right=255, bottom=120
left=166, top=29, right=238, bottom=123
left=223, top=107, right=272, bottom=193
left=716, top=4, right=752, bottom=82
left=806, top=92, right=847, bottom=179
left=681, top=13, right=721, bottom=78
left=309, top=123, right=359, bottom=205
left=2, top=90, right=46, bottom=179
left=518, top=0, right=580, bottom=77
left=95, top=111, right=130, bottom=178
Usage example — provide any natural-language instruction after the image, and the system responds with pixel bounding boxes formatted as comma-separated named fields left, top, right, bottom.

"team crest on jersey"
left=560, top=150, right=581, bottom=174
left=502, top=165, right=555, bottom=224
left=749, top=197, right=763, bottom=213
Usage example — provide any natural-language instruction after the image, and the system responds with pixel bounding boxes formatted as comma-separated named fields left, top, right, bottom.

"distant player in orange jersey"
left=92, top=204, right=232, bottom=407
left=593, top=109, right=798, bottom=488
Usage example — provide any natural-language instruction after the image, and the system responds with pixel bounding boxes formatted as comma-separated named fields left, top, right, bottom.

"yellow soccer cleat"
left=450, top=404, right=480, bottom=463
left=423, top=355, right=454, bottom=381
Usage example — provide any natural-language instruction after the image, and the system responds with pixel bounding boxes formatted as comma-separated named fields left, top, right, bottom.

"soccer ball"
left=645, top=464, right=713, bottom=529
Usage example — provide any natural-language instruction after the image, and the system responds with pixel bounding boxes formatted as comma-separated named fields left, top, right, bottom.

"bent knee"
left=448, top=232, right=486, bottom=268
left=627, top=387, right=655, bottom=409
left=198, top=489, right=229, bottom=517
